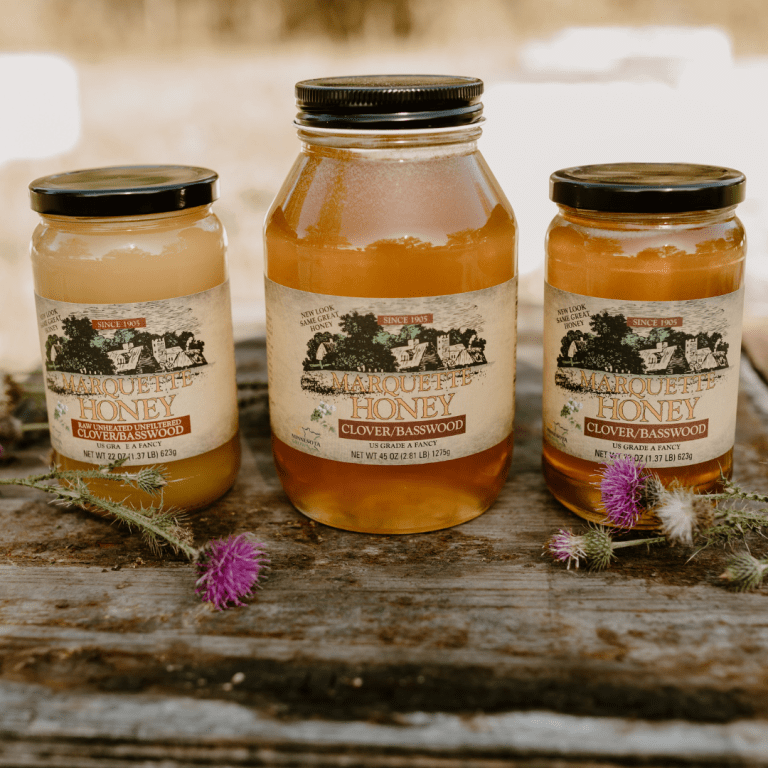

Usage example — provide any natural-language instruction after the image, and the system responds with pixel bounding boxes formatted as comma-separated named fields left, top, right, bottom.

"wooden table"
left=3, top=307, right=768, bottom=767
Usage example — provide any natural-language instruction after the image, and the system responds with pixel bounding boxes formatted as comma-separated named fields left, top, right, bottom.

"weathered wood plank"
left=2, top=331, right=768, bottom=752
left=744, top=316, right=768, bottom=386
left=2, top=548, right=768, bottom=722
left=2, top=680, right=768, bottom=767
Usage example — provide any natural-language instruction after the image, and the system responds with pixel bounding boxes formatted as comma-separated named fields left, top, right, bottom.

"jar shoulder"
left=265, top=150, right=516, bottom=249
left=31, top=210, right=226, bottom=261
left=30, top=210, right=228, bottom=302
left=545, top=212, right=745, bottom=300
left=546, top=211, right=745, bottom=248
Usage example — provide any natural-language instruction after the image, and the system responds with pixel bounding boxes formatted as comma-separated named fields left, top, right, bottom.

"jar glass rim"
left=294, top=119, right=485, bottom=137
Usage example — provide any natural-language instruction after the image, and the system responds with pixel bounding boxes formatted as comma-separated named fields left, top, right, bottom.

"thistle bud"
left=583, top=527, right=615, bottom=570
left=720, top=553, right=768, bottom=592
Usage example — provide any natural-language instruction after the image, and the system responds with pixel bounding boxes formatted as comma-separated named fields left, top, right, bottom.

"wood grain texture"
left=2, top=679, right=768, bottom=767
left=2, top=320, right=768, bottom=764
left=744, top=316, right=768, bottom=386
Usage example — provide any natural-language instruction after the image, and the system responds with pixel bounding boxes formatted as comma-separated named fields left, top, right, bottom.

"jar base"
left=52, top=432, right=241, bottom=514
left=542, top=458, right=660, bottom=530
left=291, top=490, right=491, bottom=534
left=272, top=433, right=513, bottom=534
left=542, top=440, right=731, bottom=530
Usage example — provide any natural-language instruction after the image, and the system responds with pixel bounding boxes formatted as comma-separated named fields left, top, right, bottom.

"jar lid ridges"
left=295, top=75, right=484, bottom=130
left=550, top=163, right=746, bottom=213
left=29, top=165, right=219, bottom=217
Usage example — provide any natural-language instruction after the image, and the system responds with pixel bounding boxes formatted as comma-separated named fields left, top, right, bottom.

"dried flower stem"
left=0, top=430, right=269, bottom=610
left=707, top=491, right=768, bottom=504
left=550, top=455, right=768, bottom=588
left=0, top=463, right=197, bottom=560
left=705, top=476, right=768, bottom=505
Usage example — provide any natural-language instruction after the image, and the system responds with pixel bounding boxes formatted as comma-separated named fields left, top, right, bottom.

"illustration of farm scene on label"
left=36, top=286, right=237, bottom=466
left=543, top=288, right=742, bottom=469
left=266, top=282, right=516, bottom=466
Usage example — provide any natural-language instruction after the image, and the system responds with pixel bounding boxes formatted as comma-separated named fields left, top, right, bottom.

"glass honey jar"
left=29, top=166, right=241, bottom=512
left=542, top=163, right=746, bottom=527
left=264, top=75, right=518, bottom=534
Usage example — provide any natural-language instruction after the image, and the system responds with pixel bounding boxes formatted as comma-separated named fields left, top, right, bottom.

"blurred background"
left=2, top=0, right=768, bottom=372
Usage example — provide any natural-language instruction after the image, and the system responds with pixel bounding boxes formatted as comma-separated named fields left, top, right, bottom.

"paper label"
left=543, top=284, right=744, bottom=467
left=265, top=278, right=517, bottom=465
left=35, top=282, right=238, bottom=465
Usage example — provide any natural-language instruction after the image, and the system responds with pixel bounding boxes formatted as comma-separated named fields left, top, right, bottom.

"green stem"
left=20, top=423, right=50, bottom=433
left=715, top=507, right=768, bottom=526
left=612, top=536, right=666, bottom=550
left=56, top=467, right=165, bottom=492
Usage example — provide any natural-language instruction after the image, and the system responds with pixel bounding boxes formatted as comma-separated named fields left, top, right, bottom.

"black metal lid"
left=550, top=163, right=746, bottom=213
left=29, top=165, right=219, bottom=217
left=295, top=75, right=484, bottom=129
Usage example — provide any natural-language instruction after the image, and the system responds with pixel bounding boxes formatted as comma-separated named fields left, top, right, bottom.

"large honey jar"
left=265, top=75, right=518, bottom=533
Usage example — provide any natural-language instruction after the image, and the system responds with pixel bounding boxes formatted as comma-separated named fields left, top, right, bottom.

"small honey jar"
left=29, top=166, right=241, bottom=511
left=542, top=163, right=746, bottom=526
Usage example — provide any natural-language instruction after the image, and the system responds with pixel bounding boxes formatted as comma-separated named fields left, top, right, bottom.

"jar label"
left=543, top=284, right=745, bottom=467
left=35, top=282, right=239, bottom=466
left=265, top=278, right=517, bottom=465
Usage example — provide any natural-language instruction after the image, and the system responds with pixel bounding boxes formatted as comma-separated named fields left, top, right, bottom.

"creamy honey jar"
left=29, top=166, right=241, bottom=511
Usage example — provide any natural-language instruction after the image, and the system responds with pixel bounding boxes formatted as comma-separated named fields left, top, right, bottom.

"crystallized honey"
left=29, top=166, right=241, bottom=512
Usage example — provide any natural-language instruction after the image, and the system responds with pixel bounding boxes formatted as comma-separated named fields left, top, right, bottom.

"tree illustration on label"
left=47, top=316, right=115, bottom=375
left=333, top=312, right=398, bottom=372
left=557, top=310, right=729, bottom=378
left=46, top=314, right=207, bottom=376
left=302, top=311, right=487, bottom=374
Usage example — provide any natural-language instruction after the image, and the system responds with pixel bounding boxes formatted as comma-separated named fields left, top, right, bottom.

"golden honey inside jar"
left=543, top=163, right=746, bottom=527
left=264, top=75, right=518, bottom=534
left=29, top=166, right=241, bottom=512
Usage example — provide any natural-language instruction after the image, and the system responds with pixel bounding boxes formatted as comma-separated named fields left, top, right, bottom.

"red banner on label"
left=91, top=318, right=147, bottom=331
left=377, top=314, right=433, bottom=326
left=626, top=317, right=683, bottom=328
left=71, top=416, right=191, bottom=442
left=339, top=415, right=466, bottom=441
left=584, top=417, right=708, bottom=443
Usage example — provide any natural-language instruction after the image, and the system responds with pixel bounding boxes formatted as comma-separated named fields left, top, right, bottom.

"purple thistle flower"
left=195, top=533, right=269, bottom=610
left=598, top=454, right=646, bottom=528
left=546, top=528, right=586, bottom=569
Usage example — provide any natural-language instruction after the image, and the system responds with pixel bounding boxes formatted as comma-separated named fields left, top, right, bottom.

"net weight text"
left=82, top=447, right=177, bottom=462
left=350, top=447, right=451, bottom=461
